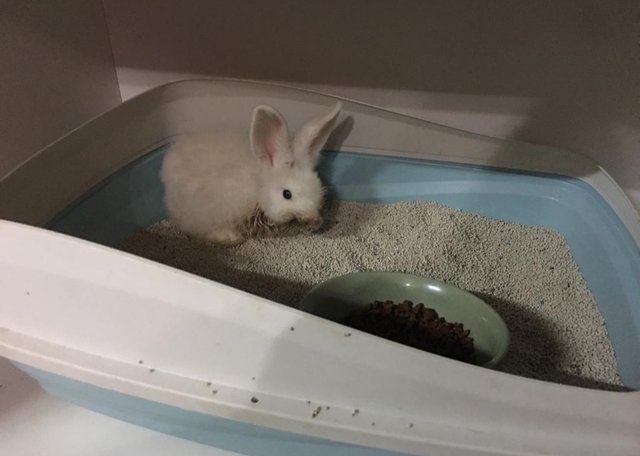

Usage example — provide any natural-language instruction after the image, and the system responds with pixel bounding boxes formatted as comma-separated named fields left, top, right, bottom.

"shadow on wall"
left=101, top=0, right=640, bottom=198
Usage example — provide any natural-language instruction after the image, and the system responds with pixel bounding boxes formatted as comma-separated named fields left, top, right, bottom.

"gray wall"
left=103, top=0, right=640, bottom=206
left=0, top=0, right=121, bottom=178
left=1, top=1, right=638, bottom=207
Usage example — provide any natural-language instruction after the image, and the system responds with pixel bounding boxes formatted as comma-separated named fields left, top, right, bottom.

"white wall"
left=102, top=0, right=640, bottom=206
left=0, top=0, right=121, bottom=178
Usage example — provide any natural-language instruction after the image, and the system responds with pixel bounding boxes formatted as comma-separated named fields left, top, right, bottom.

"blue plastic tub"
left=49, top=144, right=640, bottom=390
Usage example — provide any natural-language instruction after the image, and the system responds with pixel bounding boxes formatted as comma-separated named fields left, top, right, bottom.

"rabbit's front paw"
left=205, top=228, right=245, bottom=246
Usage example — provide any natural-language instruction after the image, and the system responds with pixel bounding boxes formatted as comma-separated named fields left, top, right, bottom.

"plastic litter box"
left=1, top=79, right=639, bottom=456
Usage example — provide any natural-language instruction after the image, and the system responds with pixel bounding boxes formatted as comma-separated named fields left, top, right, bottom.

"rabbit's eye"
left=283, top=189, right=292, bottom=200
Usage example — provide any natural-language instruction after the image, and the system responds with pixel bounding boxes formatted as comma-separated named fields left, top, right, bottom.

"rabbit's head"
left=250, top=102, right=342, bottom=228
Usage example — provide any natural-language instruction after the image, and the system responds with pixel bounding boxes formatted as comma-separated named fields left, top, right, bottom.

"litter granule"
left=117, top=200, right=624, bottom=391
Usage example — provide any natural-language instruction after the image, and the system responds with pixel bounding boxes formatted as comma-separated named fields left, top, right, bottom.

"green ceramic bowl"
left=300, top=272, right=509, bottom=368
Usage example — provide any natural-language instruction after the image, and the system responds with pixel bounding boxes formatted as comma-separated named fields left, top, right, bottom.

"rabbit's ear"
left=292, top=102, right=342, bottom=167
left=250, top=105, right=291, bottom=167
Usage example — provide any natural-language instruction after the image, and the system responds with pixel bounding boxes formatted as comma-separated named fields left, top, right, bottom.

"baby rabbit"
left=160, top=102, right=343, bottom=245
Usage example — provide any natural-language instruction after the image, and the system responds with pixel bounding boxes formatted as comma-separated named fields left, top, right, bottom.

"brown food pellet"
left=343, top=300, right=476, bottom=364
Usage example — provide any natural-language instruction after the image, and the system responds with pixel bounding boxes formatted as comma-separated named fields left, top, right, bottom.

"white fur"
left=160, top=103, right=342, bottom=245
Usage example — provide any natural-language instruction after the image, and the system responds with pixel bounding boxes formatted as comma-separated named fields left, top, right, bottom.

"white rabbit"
left=160, top=102, right=343, bottom=245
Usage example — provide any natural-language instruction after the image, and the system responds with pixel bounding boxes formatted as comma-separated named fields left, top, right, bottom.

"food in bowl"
left=343, top=299, right=476, bottom=363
